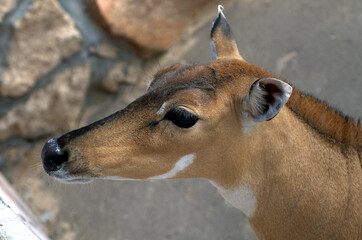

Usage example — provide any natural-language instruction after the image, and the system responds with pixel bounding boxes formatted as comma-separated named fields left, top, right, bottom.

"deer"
left=41, top=5, right=361, bottom=240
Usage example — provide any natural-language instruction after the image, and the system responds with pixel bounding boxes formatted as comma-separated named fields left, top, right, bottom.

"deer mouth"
left=45, top=164, right=92, bottom=184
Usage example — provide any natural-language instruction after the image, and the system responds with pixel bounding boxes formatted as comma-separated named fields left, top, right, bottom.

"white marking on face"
left=49, top=167, right=91, bottom=184
left=149, top=154, right=195, bottom=180
left=209, top=181, right=257, bottom=217
left=51, top=168, right=68, bottom=179
left=157, top=102, right=168, bottom=115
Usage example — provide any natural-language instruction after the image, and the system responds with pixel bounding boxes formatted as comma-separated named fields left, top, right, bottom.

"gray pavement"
left=16, top=0, right=362, bottom=239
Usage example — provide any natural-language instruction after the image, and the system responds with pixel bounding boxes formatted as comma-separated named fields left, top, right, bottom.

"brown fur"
left=241, top=99, right=361, bottom=239
left=287, top=90, right=361, bottom=152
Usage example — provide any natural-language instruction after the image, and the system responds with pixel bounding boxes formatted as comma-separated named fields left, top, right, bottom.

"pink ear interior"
left=259, top=82, right=283, bottom=106
left=246, top=78, right=292, bottom=122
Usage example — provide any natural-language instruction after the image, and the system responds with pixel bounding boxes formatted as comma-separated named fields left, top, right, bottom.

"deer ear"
left=242, top=78, right=292, bottom=124
left=210, top=5, right=243, bottom=60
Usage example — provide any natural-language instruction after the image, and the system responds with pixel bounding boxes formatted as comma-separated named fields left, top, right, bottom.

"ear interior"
left=242, top=78, right=292, bottom=123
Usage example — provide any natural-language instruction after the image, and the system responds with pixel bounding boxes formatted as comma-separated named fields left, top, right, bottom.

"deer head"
left=41, top=5, right=292, bottom=189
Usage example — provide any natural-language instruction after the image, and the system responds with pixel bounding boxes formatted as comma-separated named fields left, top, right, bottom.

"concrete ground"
left=5, top=0, right=362, bottom=239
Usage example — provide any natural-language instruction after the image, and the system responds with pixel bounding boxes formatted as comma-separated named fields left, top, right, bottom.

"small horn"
left=210, top=5, right=243, bottom=61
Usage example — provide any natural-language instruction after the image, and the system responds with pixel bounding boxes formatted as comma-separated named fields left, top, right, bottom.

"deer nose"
left=41, top=138, right=69, bottom=172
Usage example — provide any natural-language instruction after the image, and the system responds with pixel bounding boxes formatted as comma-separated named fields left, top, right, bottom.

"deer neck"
left=209, top=106, right=361, bottom=239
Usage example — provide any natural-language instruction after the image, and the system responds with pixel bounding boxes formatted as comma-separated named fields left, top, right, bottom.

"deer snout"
left=41, top=138, right=69, bottom=173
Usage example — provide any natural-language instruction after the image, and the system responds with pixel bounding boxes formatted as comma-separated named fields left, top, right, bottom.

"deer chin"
left=46, top=165, right=93, bottom=184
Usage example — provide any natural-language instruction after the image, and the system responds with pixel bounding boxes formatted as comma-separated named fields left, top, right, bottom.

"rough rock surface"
left=0, top=0, right=82, bottom=97
left=101, top=61, right=140, bottom=93
left=0, top=64, right=90, bottom=141
left=89, top=42, right=118, bottom=58
left=0, top=0, right=16, bottom=21
left=89, top=0, right=219, bottom=56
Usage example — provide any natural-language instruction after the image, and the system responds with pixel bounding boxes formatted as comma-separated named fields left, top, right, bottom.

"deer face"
left=41, top=6, right=292, bottom=185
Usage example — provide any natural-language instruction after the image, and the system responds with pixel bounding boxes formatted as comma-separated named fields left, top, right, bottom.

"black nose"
left=41, top=138, right=69, bottom=172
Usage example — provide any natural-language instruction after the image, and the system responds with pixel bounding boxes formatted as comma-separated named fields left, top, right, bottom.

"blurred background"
left=0, top=0, right=361, bottom=239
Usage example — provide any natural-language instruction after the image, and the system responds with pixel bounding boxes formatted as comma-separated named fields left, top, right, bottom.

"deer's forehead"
left=149, top=64, right=219, bottom=91
left=132, top=85, right=216, bottom=115
left=140, top=60, right=270, bottom=112
left=150, top=59, right=268, bottom=91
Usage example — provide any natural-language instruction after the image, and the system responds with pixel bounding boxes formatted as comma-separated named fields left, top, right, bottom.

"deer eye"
left=164, top=108, right=199, bottom=128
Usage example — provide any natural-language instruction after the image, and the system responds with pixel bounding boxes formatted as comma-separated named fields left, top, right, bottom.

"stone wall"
left=0, top=0, right=225, bottom=145
left=0, top=0, right=141, bottom=146
left=0, top=1, right=230, bottom=238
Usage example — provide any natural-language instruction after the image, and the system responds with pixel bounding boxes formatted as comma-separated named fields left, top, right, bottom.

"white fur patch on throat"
left=209, top=181, right=257, bottom=217
left=149, top=154, right=195, bottom=180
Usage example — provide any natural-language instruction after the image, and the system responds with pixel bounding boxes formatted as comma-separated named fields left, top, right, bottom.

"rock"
left=89, top=0, right=219, bottom=57
left=0, top=144, right=30, bottom=169
left=100, top=62, right=139, bottom=93
left=40, top=209, right=54, bottom=223
left=0, top=64, right=91, bottom=141
left=0, top=0, right=82, bottom=97
left=89, top=42, right=118, bottom=58
left=0, top=0, right=16, bottom=21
